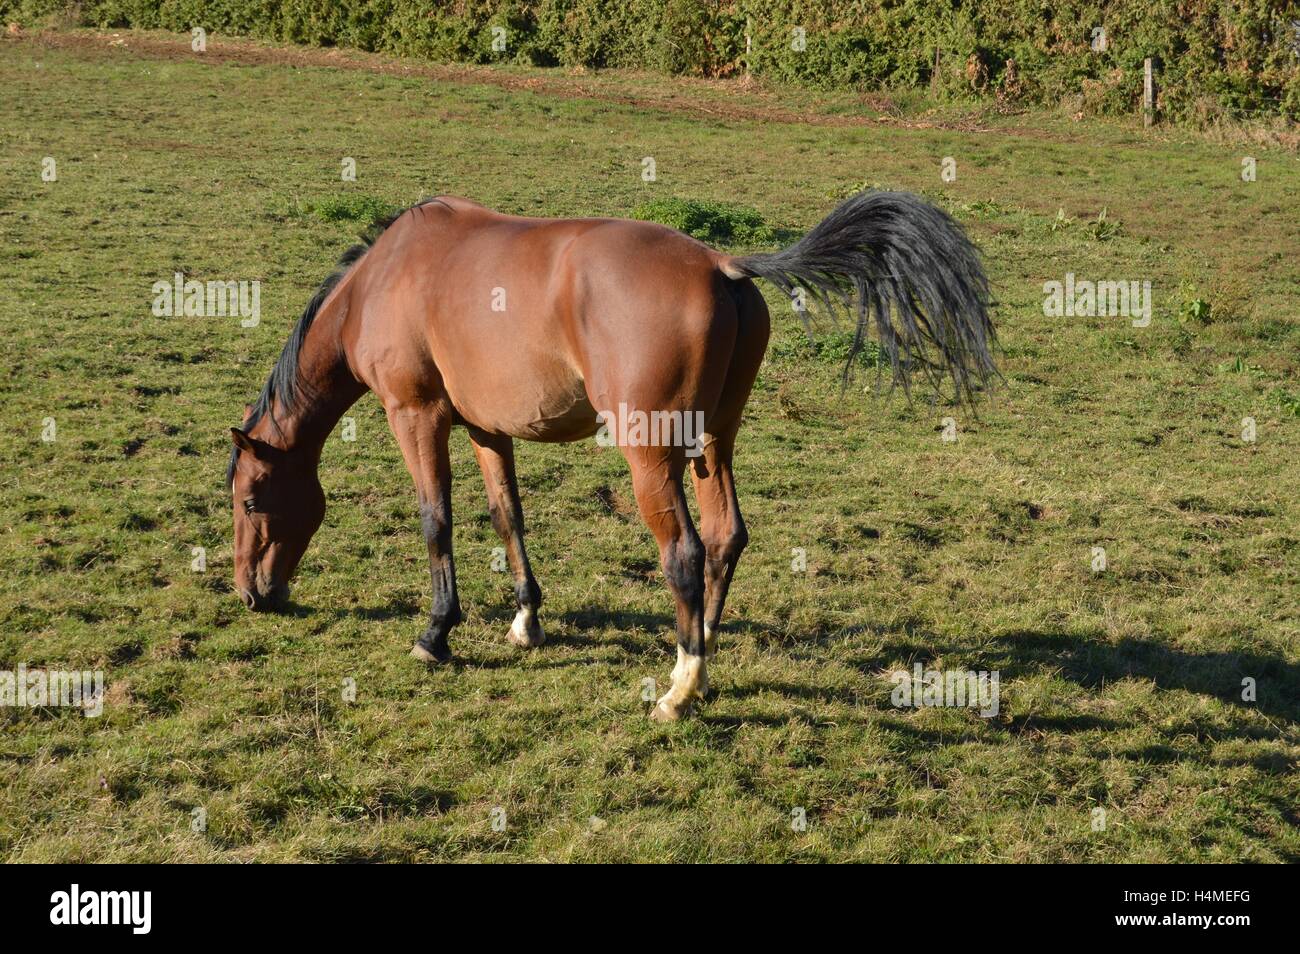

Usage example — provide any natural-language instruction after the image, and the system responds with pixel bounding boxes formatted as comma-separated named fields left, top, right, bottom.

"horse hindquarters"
left=690, top=278, right=769, bottom=660
left=588, top=272, right=756, bottom=719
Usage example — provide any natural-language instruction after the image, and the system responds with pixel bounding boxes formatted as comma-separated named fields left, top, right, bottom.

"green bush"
left=268, top=192, right=397, bottom=225
left=308, top=193, right=396, bottom=224
left=4, top=0, right=1296, bottom=121
left=630, top=196, right=777, bottom=247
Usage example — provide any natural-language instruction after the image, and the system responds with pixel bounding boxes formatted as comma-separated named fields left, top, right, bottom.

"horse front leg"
left=386, top=403, right=462, bottom=663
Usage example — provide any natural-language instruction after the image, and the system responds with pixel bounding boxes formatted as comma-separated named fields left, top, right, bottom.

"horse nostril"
left=240, top=589, right=255, bottom=610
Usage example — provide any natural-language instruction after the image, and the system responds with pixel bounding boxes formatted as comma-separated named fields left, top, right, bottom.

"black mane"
left=227, top=198, right=446, bottom=488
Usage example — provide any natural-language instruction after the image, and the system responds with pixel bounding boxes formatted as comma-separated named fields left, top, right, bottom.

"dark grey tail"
left=726, top=190, right=997, bottom=405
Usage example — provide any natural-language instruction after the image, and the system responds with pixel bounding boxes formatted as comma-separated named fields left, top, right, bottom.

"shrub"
left=630, top=196, right=778, bottom=247
left=4, top=0, right=1295, bottom=121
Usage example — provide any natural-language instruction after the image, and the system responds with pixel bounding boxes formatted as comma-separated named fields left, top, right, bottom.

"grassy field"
left=0, top=28, right=1297, bottom=863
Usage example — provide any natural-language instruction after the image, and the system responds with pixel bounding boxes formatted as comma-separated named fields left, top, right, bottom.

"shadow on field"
left=555, top=607, right=676, bottom=658
left=332, top=598, right=423, bottom=622
left=321, top=594, right=1298, bottom=731
left=873, top=627, right=1300, bottom=726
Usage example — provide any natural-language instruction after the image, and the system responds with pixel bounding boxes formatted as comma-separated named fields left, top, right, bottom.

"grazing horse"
left=228, top=192, right=995, bottom=720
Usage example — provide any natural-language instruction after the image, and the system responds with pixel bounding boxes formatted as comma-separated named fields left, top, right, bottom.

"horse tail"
left=719, top=190, right=997, bottom=405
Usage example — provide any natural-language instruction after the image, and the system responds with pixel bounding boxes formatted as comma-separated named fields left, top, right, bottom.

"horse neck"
left=259, top=300, right=367, bottom=465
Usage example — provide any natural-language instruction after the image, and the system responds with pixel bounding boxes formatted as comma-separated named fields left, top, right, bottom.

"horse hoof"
left=410, top=642, right=450, bottom=665
left=507, top=609, right=545, bottom=649
left=650, top=696, right=692, bottom=722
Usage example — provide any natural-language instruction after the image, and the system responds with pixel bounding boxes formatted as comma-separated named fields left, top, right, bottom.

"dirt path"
left=10, top=27, right=1005, bottom=134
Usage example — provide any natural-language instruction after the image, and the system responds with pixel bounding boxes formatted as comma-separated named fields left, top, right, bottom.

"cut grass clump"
left=272, top=193, right=398, bottom=224
left=310, top=194, right=398, bottom=224
left=630, top=197, right=779, bottom=247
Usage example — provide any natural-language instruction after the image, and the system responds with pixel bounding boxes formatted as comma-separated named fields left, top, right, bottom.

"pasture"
left=0, top=29, right=1297, bottom=862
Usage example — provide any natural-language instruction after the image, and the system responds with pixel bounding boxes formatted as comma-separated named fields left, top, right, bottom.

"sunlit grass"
left=0, top=33, right=1296, bottom=862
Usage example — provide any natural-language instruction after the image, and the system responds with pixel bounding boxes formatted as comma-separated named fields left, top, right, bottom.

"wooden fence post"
left=1143, top=58, right=1156, bottom=126
left=745, top=17, right=752, bottom=78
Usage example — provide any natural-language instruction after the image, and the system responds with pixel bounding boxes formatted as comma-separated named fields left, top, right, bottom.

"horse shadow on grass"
left=692, top=616, right=1299, bottom=734
left=313, top=598, right=670, bottom=667
left=314, top=596, right=1300, bottom=730
left=552, top=607, right=676, bottom=658
left=852, top=625, right=1300, bottom=728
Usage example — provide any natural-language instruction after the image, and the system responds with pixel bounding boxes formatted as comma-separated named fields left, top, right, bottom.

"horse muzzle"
left=240, top=582, right=290, bottom=612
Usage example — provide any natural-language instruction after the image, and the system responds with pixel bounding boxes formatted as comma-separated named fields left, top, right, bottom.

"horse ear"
left=242, top=404, right=254, bottom=424
left=230, top=427, right=263, bottom=456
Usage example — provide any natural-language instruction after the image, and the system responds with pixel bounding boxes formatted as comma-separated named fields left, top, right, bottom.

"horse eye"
left=243, top=498, right=256, bottom=514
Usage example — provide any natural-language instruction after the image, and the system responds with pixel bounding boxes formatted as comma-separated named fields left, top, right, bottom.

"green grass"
left=0, top=30, right=1297, bottom=863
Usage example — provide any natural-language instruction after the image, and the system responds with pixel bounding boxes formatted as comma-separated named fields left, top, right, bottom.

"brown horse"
left=228, top=192, right=995, bottom=720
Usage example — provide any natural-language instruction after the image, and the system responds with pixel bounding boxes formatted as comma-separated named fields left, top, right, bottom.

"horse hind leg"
left=594, top=272, right=747, bottom=717
left=622, top=444, right=709, bottom=721
left=691, top=278, right=766, bottom=659
left=469, top=427, right=544, bottom=649
left=690, top=426, right=747, bottom=659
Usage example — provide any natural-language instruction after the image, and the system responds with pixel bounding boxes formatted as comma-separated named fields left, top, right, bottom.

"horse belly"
left=447, top=358, right=598, bottom=443
left=503, top=372, right=599, bottom=443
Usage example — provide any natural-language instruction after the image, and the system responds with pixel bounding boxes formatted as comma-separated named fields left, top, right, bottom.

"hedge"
left=4, top=1, right=1297, bottom=121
